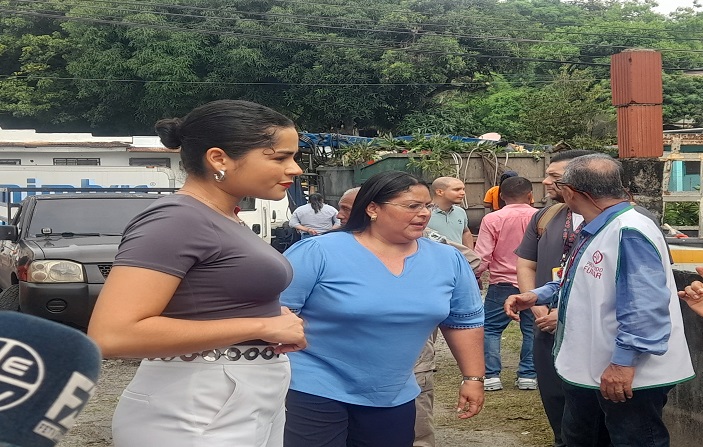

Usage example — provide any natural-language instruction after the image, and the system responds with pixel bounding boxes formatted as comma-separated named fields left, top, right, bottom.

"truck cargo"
left=0, top=165, right=176, bottom=197
left=0, top=164, right=292, bottom=245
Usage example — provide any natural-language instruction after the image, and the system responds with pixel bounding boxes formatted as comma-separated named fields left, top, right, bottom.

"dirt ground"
left=432, top=327, right=552, bottom=446
left=59, top=325, right=550, bottom=447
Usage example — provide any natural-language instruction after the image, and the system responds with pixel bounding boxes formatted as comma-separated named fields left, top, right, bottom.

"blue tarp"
left=298, top=133, right=541, bottom=150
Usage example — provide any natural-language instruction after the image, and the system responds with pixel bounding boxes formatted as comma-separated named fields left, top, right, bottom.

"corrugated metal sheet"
left=611, top=50, right=663, bottom=106
left=617, top=105, right=664, bottom=158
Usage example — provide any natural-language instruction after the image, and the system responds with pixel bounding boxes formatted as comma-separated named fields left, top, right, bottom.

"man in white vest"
left=504, top=154, right=694, bottom=446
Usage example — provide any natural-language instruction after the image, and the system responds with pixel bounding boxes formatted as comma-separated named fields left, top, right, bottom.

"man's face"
left=543, top=160, right=569, bottom=202
left=437, top=180, right=466, bottom=204
left=336, top=192, right=357, bottom=225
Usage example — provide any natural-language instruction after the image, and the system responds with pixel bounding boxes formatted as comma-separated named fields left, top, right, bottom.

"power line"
left=0, top=8, right=618, bottom=68
left=269, top=0, right=703, bottom=33
left=11, top=0, right=703, bottom=55
left=0, top=73, right=611, bottom=86
left=13, top=0, right=703, bottom=43
left=38, top=0, right=703, bottom=40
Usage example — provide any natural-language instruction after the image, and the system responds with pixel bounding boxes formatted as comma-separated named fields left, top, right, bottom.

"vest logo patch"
left=583, top=260, right=603, bottom=279
left=592, top=251, right=604, bottom=264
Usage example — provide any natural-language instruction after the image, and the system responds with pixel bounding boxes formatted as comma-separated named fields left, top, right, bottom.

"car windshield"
left=27, top=197, right=159, bottom=236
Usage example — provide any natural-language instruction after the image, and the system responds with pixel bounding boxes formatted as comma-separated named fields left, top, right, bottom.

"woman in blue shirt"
left=281, top=171, right=485, bottom=447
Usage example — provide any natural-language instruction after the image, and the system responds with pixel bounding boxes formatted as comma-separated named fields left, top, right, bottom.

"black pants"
left=284, top=390, right=416, bottom=447
left=562, top=382, right=672, bottom=447
left=533, top=328, right=568, bottom=447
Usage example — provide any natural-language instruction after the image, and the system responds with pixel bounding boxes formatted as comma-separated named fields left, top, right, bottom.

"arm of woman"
left=678, top=266, right=703, bottom=317
left=441, top=327, right=485, bottom=419
left=88, top=266, right=305, bottom=358
left=439, top=248, right=485, bottom=419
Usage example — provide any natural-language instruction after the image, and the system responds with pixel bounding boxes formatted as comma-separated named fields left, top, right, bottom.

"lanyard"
left=559, top=209, right=582, bottom=268
left=561, top=233, right=590, bottom=282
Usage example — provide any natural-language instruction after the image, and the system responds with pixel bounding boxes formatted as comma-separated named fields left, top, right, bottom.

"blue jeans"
left=483, top=283, right=536, bottom=379
left=562, top=381, right=672, bottom=447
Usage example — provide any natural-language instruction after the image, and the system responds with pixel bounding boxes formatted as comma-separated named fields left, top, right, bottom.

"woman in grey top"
left=289, top=193, right=341, bottom=237
left=88, top=100, right=306, bottom=447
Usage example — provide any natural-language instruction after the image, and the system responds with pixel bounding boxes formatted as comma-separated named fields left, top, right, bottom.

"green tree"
left=1, top=0, right=702, bottom=139
left=663, top=74, right=703, bottom=127
left=521, top=69, right=616, bottom=144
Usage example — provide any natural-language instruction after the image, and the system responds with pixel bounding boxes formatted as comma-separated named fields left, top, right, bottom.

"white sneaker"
left=484, top=377, right=503, bottom=391
left=515, top=377, right=538, bottom=390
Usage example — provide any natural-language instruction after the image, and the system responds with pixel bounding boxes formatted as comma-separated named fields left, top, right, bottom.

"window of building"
left=684, top=161, right=701, bottom=176
left=53, top=158, right=100, bottom=166
left=129, top=157, right=171, bottom=168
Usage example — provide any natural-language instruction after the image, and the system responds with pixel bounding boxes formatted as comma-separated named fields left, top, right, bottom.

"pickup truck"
left=0, top=187, right=175, bottom=330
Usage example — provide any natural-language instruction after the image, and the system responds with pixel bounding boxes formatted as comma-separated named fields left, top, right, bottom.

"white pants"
left=112, top=353, right=290, bottom=447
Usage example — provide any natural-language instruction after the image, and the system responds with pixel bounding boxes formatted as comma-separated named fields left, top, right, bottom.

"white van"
left=237, top=195, right=291, bottom=245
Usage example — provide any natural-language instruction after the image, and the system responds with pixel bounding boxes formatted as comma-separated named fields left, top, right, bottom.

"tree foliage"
left=0, top=0, right=701, bottom=143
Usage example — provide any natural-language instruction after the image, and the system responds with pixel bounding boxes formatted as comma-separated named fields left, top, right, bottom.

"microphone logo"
left=33, top=371, right=97, bottom=442
left=0, top=337, right=45, bottom=411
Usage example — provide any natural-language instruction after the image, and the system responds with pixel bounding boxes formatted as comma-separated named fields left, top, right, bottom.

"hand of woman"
left=678, top=267, right=703, bottom=318
left=456, top=380, right=484, bottom=419
left=265, top=307, right=307, bottom=354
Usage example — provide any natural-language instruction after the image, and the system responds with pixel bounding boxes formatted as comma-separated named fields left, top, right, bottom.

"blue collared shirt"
left=532, top=202, right=671, bottom=367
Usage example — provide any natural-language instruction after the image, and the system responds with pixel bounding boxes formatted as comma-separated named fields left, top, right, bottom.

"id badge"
left=552, top=267, right=563, bottom=281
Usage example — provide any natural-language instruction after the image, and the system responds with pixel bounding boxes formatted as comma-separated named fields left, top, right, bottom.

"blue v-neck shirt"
left=281, top=231, right=483, bottom=407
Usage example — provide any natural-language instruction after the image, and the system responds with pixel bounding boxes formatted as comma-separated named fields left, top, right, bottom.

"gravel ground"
left=59, top=345, right=528, bottom=447
left=58, top=359, right=137, bottom=447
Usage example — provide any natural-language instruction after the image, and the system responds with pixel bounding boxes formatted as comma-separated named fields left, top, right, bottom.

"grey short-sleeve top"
left=114, top=194, right=293, bottom=320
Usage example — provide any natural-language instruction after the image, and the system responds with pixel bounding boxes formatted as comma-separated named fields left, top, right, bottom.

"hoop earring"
left=214, top=170, right=226, bottom=182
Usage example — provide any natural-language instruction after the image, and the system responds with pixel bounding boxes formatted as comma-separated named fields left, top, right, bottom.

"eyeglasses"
left=554, top=181, right=589, bottom=196
left=380, top=202, right=433, bottom=213
left=553, top=181, right=573, bottom=191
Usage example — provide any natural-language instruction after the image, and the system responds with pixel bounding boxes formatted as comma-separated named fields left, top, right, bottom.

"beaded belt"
left=147, top=346, right=279, bottom=363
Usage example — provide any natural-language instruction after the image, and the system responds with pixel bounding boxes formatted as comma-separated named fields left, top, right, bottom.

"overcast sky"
left=650, top=0, right=699, bottom=14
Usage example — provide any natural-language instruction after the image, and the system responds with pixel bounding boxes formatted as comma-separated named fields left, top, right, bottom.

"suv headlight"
left=28, top=261, right=85, bottom=283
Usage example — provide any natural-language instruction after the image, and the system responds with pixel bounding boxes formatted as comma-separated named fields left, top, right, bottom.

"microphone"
left=0, top=312, right=102, bottom=447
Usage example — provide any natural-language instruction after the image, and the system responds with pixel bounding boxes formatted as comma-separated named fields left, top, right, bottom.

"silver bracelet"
left=461, top=375, right=485, bottom=383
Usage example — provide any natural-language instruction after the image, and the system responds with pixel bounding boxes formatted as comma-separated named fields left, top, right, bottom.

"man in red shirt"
left=474, top=176, right=538, bottom=391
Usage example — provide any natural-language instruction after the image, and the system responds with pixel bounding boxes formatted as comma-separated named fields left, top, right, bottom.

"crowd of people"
left=80, top=99, right=702, bottom=447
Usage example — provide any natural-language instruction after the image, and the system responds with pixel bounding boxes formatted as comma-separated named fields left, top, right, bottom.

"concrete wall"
left=667, top=269, right=703, bottom=447
left=621, top=158, right=665, bottom=223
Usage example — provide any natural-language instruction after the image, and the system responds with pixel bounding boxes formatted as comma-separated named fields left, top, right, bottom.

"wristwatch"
left=461, top=375, right=485, bottom=384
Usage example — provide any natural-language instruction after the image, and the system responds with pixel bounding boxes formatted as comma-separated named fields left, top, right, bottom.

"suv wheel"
left=0, top=284, right=19, bottom=311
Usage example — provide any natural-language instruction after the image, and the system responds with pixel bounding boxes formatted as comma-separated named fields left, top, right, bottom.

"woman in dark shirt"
left=88, top=100, right=306, bottom=447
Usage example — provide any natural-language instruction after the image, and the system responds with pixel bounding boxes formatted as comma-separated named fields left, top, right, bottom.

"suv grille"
left=98, top=264, right=113, bottom=279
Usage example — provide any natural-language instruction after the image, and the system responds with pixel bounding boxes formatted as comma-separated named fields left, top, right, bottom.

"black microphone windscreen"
left=0, top=312, right=102, bottom=447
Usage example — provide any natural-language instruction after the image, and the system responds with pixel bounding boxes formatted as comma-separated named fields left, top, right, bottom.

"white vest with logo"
left=553, top=207, right=694, bottom=389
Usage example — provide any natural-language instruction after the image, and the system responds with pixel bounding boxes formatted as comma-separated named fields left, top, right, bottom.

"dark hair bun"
left=154, top=118, right=183, bottom=149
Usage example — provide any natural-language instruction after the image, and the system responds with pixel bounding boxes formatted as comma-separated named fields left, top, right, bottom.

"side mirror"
left=0, top=225, right=18, bottom=241
left=251, top=224, right=261, bottom=235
